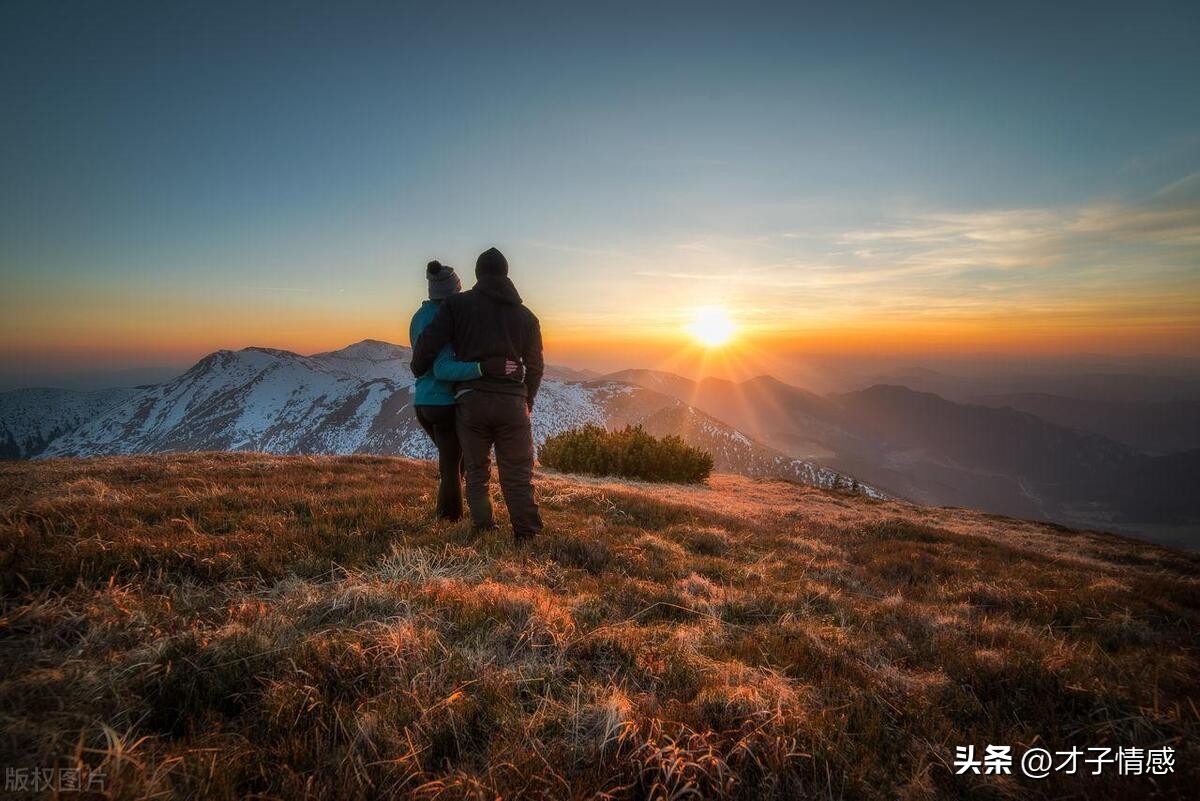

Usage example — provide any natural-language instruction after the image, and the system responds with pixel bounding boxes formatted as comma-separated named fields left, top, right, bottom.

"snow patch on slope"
left=15, top=340, right=879, bottom=495
left=0, top=387, right=138, bottom=458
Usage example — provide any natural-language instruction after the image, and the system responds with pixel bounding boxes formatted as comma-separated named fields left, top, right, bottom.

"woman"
left=409, top=260, right=518, bottom=521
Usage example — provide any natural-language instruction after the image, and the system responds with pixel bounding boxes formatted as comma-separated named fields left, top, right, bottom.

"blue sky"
left=2, top=0, right=1198, bottom=382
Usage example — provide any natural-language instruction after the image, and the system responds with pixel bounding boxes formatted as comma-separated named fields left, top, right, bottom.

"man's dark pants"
left=415, top=405, right=463, bottom=521
left=455, top=390, right=543, bottom=538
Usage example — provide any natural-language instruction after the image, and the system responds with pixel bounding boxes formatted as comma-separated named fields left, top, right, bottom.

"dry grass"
left=1, top=453, right=1197, bottom=799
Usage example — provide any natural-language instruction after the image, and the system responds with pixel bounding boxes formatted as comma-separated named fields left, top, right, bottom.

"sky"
left=2, top=0, right=1198, bottom=387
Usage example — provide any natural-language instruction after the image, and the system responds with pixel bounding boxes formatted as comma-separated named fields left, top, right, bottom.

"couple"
left=409, top=247, right=544, bottom=543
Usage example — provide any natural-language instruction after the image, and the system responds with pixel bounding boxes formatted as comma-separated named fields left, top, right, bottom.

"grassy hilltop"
left=1, top=454, right=1198, bottom=799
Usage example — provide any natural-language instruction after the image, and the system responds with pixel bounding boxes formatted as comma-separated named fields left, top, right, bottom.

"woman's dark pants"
left=415, top=404, right=464, bottom=521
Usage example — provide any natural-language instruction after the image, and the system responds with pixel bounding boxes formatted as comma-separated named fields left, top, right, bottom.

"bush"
left=540, top=425, right=713, bottom=484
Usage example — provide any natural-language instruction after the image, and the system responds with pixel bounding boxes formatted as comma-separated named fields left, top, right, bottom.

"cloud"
left=535, top=175, right=1200, bottom=346
left=838, top=183, right=1200, bottom=271
left=667, top=178, right=1200, bottom=328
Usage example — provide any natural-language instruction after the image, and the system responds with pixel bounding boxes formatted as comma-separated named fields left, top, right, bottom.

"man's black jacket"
left=411, top=274, right=544, bottom=405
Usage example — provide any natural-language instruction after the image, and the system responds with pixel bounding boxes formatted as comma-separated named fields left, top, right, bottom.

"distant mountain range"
left=861, top=366, right=1200, bottom=405
left=603, top=369, right=1200, bottom=546
left=968, top=392, right=1200, bottom=454
left=0, top=386, right=140, bottom=459
left=0, top=341, right=876, bottom=497
left=5, top=340, right=1198, bottom=546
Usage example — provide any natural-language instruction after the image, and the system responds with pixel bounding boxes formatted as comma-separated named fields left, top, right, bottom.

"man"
left=411, top=247, right=544, bottom=542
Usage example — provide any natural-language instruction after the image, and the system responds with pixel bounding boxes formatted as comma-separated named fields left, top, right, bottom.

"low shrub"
left=539, top=425, right=713, bottom=484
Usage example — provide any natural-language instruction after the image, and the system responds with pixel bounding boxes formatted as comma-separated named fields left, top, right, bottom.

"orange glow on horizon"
left=5, top=301, right=1198, bottom=378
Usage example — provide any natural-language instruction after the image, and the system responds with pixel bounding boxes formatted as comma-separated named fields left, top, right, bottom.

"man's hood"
left=475, top=274, right=523, bottom=305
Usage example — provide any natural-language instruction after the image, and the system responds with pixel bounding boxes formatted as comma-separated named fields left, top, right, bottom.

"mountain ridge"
left=8, top=344, right=1198, bottom=545
left=606, top=370, right=1200, bottom=545
left=4, top=341, right=877, bottom=497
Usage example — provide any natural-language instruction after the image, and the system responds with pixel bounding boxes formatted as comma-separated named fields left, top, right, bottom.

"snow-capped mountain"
left=11, top=340, right=877, bottom=494
left=0, top=386, right=140, bottom=458
left=37, top=344, right=424, bottom=459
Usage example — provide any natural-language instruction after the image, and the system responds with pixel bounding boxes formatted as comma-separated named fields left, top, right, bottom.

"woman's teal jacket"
left=409, top=300, right=481, bottom=406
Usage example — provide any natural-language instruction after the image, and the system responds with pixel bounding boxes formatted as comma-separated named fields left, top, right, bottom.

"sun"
left=686, top=306, right=736, bottom=348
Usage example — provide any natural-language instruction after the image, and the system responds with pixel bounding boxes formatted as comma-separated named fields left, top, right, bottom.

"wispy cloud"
left=838, top=185, right=1200, bottom=268
left=608, top=178, right=1200, bottom=335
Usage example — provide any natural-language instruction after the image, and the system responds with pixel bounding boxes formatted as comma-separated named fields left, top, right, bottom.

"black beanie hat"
left=475, top=247, right=508, bottom=277
left=426, top=260, right=461, bottom=300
